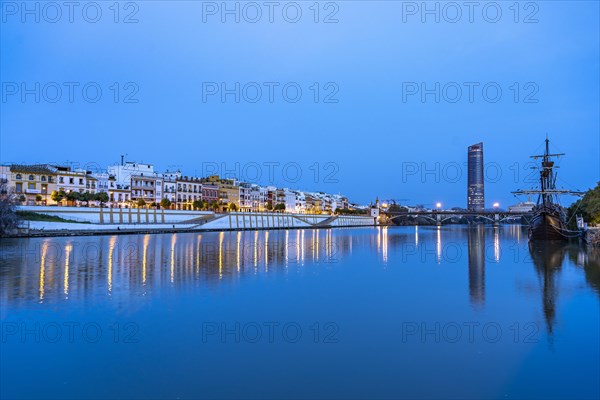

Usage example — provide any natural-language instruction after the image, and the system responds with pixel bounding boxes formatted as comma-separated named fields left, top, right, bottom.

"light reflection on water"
left=0, top=226, right=599, bottom=399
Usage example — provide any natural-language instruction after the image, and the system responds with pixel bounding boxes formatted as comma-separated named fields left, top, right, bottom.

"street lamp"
left=493, top=202, right=500, bottom=209
left=436, top=202, right=442, bottom=210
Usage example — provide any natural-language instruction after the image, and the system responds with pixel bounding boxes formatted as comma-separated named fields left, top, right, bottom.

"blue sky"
left=1, top=1, right=598, bottom=207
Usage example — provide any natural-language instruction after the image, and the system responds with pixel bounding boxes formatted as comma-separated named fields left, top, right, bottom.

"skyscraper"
left=467, top=142, right=484, bottom=211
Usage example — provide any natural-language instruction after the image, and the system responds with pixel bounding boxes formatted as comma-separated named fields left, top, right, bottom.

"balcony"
left=25, top=188, right=41, bottom=194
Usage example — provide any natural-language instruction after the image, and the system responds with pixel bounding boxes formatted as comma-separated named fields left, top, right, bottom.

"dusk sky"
left=1, top=1, right=598, bottom=207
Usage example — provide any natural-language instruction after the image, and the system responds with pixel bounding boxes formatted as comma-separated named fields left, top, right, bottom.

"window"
left=15, top=183, right=22, bottom=193
left=59, top=177, right=64, bottom=183
left=15, top=174, right=22, bottom=180
left=69, top=178, right=74, bottom=184
left=28, top=183, right=35, bottom=190
left=79, top=179, right=83, bottom=185
left=41, top=176, right=46, bottom=182
left=29, top=175, right=34, bottom=181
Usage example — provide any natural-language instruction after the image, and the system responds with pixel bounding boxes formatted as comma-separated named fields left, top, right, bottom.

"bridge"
left=384, top=210, right=533, bottom=226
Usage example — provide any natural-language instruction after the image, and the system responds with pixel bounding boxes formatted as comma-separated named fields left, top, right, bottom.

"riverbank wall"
left=10, top=206, right=377, bottom=237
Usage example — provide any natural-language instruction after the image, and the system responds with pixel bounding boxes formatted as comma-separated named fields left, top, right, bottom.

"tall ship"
left=512, top=137, right=584, bottom=241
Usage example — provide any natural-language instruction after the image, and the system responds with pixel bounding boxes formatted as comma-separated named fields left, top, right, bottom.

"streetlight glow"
left=436, top=202, right=442, bottom=209
left=493, top=202, right=500, bottom=208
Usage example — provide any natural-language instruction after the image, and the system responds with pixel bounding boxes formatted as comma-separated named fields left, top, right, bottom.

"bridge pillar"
left=494, top=213, right=500, bottom=227
left=436, top=214, right=441, bottom=226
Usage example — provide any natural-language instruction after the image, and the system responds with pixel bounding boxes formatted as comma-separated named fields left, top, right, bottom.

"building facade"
left=176, top=176, right=203, bottom=209
left=5, top=164, right=58, bottom=205
left=55, top=166, right=96, bottom=195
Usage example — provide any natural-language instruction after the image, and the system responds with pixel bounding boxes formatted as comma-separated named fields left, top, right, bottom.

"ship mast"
left=512, top=136, right=585, bottom=199
left=541, top=137, right=554, bottom=205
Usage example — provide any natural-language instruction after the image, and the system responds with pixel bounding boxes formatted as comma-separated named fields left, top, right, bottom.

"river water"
left=1, top=226, right=598, bottom=399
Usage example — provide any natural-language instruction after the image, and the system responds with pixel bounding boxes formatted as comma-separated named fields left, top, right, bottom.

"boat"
left=512, top=137, right=585, bottom=241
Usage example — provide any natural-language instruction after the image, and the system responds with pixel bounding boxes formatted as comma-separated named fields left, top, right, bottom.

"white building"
left=508, top=201, right=536, bottom=213
left=92, top=172, right=110, bottom=194
left=239, top=183, right=253, bottom=211
left=55, top=166, right=96, bottom=194
left=283, top=189, right=296, bottom=213
left=108, top=161, right=155, bottom=186
left=249, top=184, right=267, bottom=211
left=294, top=191, right=306, bottom=213
left=162, top=170, right=181, bottom=204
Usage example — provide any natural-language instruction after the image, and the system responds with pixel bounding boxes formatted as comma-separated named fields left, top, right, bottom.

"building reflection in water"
left=64, top=242, right=72, bottom=297
left=2, top=227, right=599, bottom=316
left=436, top=226, right=442, bottom=264
left=0, top=229, right=357, bottom=307
left=467, top=226, right=486, bottom=308
left=493, top=226, right=500, bottom=262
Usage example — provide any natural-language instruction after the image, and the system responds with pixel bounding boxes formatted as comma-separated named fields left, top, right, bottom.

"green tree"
left=388, top=204, right=408, bottom=213
left=66, top=191, right=80, bottom=204
left=567, top=182, right=600, bottom=228
left=266, top=202, right=273, bottom=211
left=137, top=198, right=146, bottom=208
left=160, top=198, right=172, bottom=209
left=80, top=192, right=93, bottom=205
left=228, top=203, right=238, bottom=212
left=274, top=203, right=286, bottom=211
left=35, top=195, right=43, bottom=203
left=192, top=200, right=203, bottom=210
left=51, top=190, right=66, bottom=204
left=210, top=201, right=220, bottom=212
left=18, top=195, right=26, bottom=204
left=96, top=192, right=109, bottom=206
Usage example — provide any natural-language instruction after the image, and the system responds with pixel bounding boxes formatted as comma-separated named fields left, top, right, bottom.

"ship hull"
left=529, top=208, right=567, bottom=241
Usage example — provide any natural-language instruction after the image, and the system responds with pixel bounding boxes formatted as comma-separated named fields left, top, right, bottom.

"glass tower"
left=467, top=142, right=484, bottom=211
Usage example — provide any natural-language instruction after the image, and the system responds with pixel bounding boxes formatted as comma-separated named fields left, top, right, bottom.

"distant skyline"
left=2, top=2, right=598, bottom=208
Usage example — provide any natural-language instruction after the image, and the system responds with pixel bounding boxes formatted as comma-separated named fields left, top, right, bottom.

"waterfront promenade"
left=12, top=206, right=377, bottom=237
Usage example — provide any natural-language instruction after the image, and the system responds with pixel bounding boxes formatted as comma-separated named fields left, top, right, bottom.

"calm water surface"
left=1, top=226, right=599, bottom=399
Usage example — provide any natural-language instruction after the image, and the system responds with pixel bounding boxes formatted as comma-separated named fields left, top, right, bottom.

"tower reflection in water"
left=467, top=226, right=486, bottom=308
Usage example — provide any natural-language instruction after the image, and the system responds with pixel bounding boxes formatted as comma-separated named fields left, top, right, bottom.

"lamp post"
left=493, top=202, right=500, bottom=226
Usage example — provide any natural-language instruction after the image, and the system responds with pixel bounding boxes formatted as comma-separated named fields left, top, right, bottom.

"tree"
left=35, top=195, right=43, bottom=203
left=51, top=190, right=66, bottom=205
left=66, top=191, right=80, bottom=204
left=388, top=204, right=408, bottom=213
left=228, top=203, right=238, bottom=212
left=567, top=182, right=600, bottom=228
left=266, top=202, right=273, bottom=211
left=96, top=192, right=109, bottom=207
left=0, top=183, right=19, bottom=236
left=274, top=203, right=286, bottom=211
left=160, top=198, right=172, bottom=209
left=18, top=195, right=26, bottom=204
left=137, top=198, right=147, bottom=207
left=192, top=200, right=203, bottom=210
left=210, top=201, right=220, bottom=212
left=80, top=192, right=93, bottom=205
